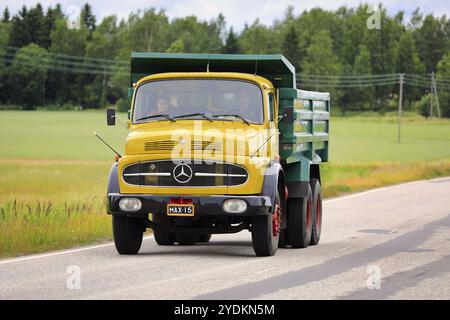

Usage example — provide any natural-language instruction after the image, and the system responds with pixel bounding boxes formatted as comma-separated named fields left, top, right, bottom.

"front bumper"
left=107, top=193, right=272, bottom=217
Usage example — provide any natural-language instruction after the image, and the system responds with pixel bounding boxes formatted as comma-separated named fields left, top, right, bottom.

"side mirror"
left=107, top=108, right=116, bottom=126
left=281, top=106, right=294, bottom=124
left=127, top=109, right=131, bottom=120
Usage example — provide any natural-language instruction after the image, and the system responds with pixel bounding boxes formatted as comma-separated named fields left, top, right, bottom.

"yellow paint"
left=118, top=72, right=279, bottom=195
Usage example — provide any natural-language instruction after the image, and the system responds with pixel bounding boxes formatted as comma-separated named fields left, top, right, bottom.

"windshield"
left=133, top=79, right=264, bottom=124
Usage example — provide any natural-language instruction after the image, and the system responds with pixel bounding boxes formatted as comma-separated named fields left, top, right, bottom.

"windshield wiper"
left=174, top=113, right=213, bottom=122
left=136, top=114, right=176, bottom=122
left=212, top=114, right=251, bottom=125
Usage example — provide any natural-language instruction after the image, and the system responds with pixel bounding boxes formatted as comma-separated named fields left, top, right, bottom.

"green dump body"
left=130, top=52, right=330, bottom=183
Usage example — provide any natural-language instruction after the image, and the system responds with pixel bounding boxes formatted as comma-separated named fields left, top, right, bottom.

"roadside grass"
left=0, top=198, right=110, bottom=258
left=322, top=160, right=450, bottom=198
left=0, top=111, right=450, bottom=258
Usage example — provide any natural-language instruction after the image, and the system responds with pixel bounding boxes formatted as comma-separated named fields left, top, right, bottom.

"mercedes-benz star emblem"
left=173, top=164, right=193, bottom=184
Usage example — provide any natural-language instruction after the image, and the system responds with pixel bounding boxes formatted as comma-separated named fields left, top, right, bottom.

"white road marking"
left=257, top=267, right=277, bottom=274
left=0, top=177, right=447, bottom=266
left=0, top=236, right=154, bottom=265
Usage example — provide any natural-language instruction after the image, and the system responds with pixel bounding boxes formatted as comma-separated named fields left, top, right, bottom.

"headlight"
left=119, top=198, right=142, bottom=212
left=222, top=199, right=247, bottom=214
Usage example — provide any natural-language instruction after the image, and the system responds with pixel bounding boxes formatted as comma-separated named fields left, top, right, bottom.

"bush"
left=415, top=94, right=432, bottom=119
left=35, top=103, right=83, bottom=111
left=0, top=104, right=23, bottom=110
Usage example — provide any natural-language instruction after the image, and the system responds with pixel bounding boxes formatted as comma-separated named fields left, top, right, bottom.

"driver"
left=153, top=93, right=178, bottom=115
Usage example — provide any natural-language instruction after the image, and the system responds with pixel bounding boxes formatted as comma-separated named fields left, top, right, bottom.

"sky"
left=2, top=0, right=450, bottom=31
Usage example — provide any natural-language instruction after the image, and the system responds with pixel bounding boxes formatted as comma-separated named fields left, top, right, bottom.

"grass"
left=1, top=110, right=450, bottom=258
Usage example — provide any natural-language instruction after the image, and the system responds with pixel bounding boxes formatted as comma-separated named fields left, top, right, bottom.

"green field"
left=1, top=111, right=450, bottom=258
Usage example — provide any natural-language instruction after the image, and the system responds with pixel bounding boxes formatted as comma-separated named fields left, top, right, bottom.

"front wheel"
left=112, top=215, right=144, bottom=255
left=251, top=191, right=281, bottom=257
left=198, top=234, right=212, bottom=243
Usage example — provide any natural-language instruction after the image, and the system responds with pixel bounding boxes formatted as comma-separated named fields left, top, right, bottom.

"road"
left=1, top=177, right=450, bottom=300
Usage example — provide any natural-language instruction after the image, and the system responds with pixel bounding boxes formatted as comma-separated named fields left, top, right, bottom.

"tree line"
left=1, top=3, right=450, bottom=117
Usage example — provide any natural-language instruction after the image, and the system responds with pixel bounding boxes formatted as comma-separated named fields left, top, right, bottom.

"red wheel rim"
left=306, top=196, right=312, bottom=231
left=272, top=203, right=281, bottom=237
left=316, top=195, right=321, bottom=229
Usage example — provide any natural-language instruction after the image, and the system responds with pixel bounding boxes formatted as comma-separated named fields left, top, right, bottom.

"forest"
left=1, top=3, right=450, bottom=116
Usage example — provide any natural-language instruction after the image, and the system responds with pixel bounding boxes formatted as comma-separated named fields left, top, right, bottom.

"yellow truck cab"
left=106, top=53, right=330, bottom=256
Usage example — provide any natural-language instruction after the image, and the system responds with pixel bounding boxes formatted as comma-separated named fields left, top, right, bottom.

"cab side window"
left=268, top=93, right=275, bottom=122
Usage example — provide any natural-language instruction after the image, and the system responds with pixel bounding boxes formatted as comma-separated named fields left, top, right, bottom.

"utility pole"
left=429, top=73, right=434, bottom=119
left=398, top=73, right=404, bottom=143
left=431, top=72, right=441, bottom=118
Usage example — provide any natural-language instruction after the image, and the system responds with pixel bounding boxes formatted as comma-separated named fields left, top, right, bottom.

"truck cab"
left=106, top=53, right=330, bottom=257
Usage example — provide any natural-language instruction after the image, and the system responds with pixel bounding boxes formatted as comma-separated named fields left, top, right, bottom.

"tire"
left=152, top=214, right=176, bottom=246
left=176, top=232, right=198, bottom=245
left=278, top=229, right=288, bottom=248
left=288, top=184, right=313, bottom=248
left=310, top=179, right=322, bottom=246
left=198, top=234, right=212, bottom=243
left=112, top=215, right=144, bottom=255
left=251, top=191, right=281, bottom=257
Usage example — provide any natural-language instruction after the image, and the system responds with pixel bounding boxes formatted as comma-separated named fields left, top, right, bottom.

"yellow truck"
left=105, top=53, right=330, bottom=256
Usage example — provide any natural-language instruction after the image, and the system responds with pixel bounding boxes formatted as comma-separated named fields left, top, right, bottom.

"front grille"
left=123, top=160, right=247, bottom=187
left=144, top=140, right=222, bottom=152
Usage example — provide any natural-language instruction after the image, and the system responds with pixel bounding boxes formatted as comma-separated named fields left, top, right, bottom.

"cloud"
left=2, top=0, right=450, bottom=31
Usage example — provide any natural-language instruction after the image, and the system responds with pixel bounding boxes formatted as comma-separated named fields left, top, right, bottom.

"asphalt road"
left=1, top=177, right=450, bottom=300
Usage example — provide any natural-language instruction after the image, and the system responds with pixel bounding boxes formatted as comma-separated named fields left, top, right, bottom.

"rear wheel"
left=112, top=215, right=144, bottom=255
left=251, top=191, right=281, bottom=256
left=288, top=185, right=313, bottom=248
left=310, top=179, right=322, bottom=246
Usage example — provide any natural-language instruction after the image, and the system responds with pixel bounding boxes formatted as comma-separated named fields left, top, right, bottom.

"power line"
left=0, top=44, right=129, bottom=66
left=2, top=51, right=129, bottom=74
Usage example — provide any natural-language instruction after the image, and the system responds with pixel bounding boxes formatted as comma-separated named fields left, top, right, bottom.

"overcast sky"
left=2, top=0, right=450, bottom=31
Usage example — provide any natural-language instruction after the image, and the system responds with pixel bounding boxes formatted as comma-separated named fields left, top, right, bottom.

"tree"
left=282, top=24, right=301, bottom=69
left=338, top=45, right=373, bottom=114
left=301, top=30, right=342, bottom=76
left=436, top=53, right=450, bottom=117
left=81, top=3, right=96, bottom=40
left=2, top=7, right=10, bottom=23
left=166, top=15, right=224, bottom=53
left=239, top=19, right=280, bottom=54
left=301, top=30, right=342, bottom=102
left=0, top=21, right=11, bottom=103
left=85, top=16, right=119, bottom=107
left=8, top=4, right=49, bottom=48
left=353, top=45, right=374, bottom=110
left=223, top=28, right=240, bottom=54
left=48, top=19, right=88, bottom=105
left=7, top=44, right=50, bottom=109
left=125, top=9, right=169, bottom=52
left=414, top=15, right=448, bottom=73
left=396, top=32, right=424, bottom=107
left=362, top=5, right=397, bottom=111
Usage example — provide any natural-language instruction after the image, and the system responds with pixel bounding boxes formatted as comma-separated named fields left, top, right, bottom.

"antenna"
left=93, top=132, right=122, bottom=158
left=254, top=56, right=258, bottom=75
left=207, top=54, right=210, bottom=72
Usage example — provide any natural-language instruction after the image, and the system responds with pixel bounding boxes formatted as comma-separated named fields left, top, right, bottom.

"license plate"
left=167, top=204, right=195, bottom=216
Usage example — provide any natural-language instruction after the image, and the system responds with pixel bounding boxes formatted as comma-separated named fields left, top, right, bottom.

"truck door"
left=268, top=91, right=279, bottom=159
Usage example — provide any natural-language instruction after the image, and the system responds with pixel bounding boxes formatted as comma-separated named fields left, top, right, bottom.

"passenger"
left=238, top=89, right=257, bottom=122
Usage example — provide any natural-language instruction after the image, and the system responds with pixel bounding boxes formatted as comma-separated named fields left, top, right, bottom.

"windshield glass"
left=133, top=79, right=264, bottom=124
